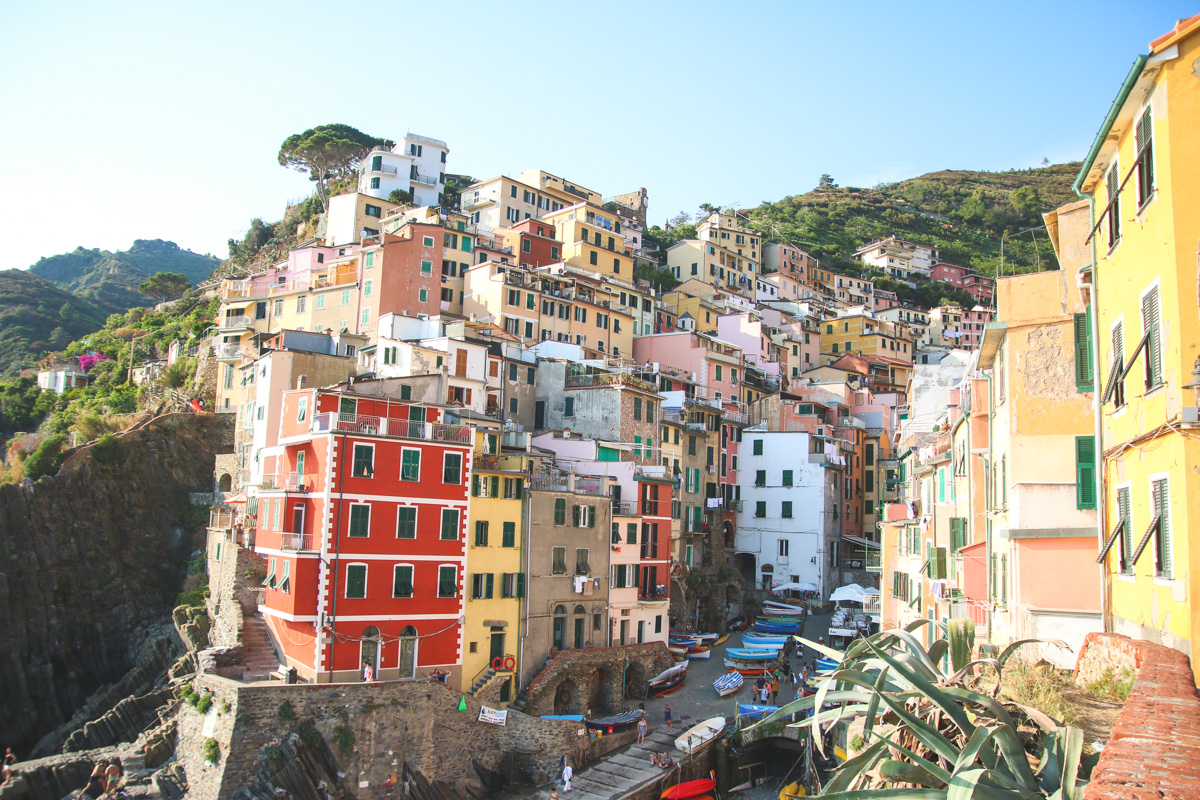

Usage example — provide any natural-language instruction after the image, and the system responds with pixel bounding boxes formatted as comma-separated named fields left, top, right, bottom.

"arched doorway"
left=218, top=473, right=232, bottom=493
left=553, top=679, right=580, bottom=714
left=399, top=625, right=417, bottom=679
left=588, top=667, right=611, bottom=714
left=360, top=626, right=381, bottom=680
left=624, top=660, right=646, bottom=700
left=734, top=552, right=757, bottom=585
left=552, top=605, right=567, bottom=652
left=760, top=564, right=774, bottom=591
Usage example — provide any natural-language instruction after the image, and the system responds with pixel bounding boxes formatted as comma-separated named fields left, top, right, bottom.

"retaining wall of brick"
left=1075, top=632, right=1200, bottom=800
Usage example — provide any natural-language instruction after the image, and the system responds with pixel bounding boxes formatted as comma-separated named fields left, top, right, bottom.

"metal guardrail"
left=260, top=472, right=303, bottom=491
left=310, top=413, right=472, bottom=444
left=281, top=532, right=317, bottom=552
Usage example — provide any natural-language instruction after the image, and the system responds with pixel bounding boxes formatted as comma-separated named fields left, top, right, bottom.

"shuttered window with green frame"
left=1141, top=286, right=1162, bottom=390
left=1075, top=436, right=1097, bottom=509
left=1074, top=307, right=1094, bottom=391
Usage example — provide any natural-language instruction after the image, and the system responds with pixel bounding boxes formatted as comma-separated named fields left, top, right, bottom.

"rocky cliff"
left=0, top=413, right=233, bottom=754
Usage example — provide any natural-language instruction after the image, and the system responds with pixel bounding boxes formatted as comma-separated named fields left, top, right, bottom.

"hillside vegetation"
left=746, top=163, right=1082, bottom=279
left=29, top=238, right=219, bottom=316
left=0, top=270, right=109, bottom=377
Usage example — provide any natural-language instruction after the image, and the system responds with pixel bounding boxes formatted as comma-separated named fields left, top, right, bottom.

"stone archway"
left=218, top=473, right=232, bottom=493
left=553, top=679, right=581, bottom=714
left=588, top=667, right=613, bottom=714
left=624, top=660, right=647, bottom=700
left=734, top=552, right=757, bottom=585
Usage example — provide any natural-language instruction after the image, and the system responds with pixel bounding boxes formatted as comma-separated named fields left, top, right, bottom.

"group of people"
left=83, top=760, right=122, bottom=798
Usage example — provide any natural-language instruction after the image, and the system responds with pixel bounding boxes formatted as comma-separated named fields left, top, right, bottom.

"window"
left=778, top=539, right=789, bottom=556
left=352, top=444, right=374, bottom=478
left=633, top=397, right=642, bottom=420
left=564, top=397, right=574, bottom=417
left=393, top=565, right=413, bottom=598
left=1075, top=436, right=1096, bottom=510
left=1141, top=285, right=1162, bottom=389
left=502, top=521, right=516, bottom=547
left=296, top=295, right=307, bottom=314
left=370, top=177, right=380, bottom=189
left=1116, top=486, right=1132, bottom=574
left=1135, top=107, right=1155, bottom=208
left=627, top=523, right=638, bottom=544
left=396, top=507, right=416, bottom=539
left=365, top=204, right=381, bottom=218
left=552, top=546, right=567, bottom=574
left=755, top=470, right=766, bottom=487
left=440, top=508, right=460, bottom=540
left=340, top=289, right=351, bottom=306
left=1151, top=478, right=1172, bottom=578
left=573, top=504, right=595, bottom=528
left=418, top=288, right=428, bottom=303
left=781, top=501, right=793, bottom=518
left=349, top=504, right=370, bottom=537
left=297, top=397, right=308, bottom=422
left=782, top=470, right=793, bottom=487
left=576, top=548, right=590, bottom=574
left=401, top=449, right=420, bottom=481
left=754, top=501, right=766, bottom=518
left=1073, top=308, right=1093, bottom=392
left=752, top=439, right=763, bottom=456
left=438, top=565, right=457, bottom=597
left=554, top=498, right=566, bottom=525
left=1105, top=160, right=1121, bottom=248
left=345, top=564, right=367, bottom=598
left=421, top=260, right=433, bottom=275
left=443, top=452, right=462, bottom=484
left=316, top=294, right=325, bottom=310
left=1108, top=322, right=1126, bottom=407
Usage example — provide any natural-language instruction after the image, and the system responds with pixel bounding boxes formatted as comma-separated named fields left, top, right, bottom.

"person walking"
left=760, top=681, right=771, bottom=704
left=637, top=715, right=647, bottom=744
left=562, top=760, right=573, bottom=792
left=770, top=674, right=780, bottom=704
left=663, top=704, right=674, bottom=733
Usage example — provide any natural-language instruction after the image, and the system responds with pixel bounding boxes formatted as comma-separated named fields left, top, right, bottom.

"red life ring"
left=492, top=657, right=504, bottom=670
left=504, top=656, right=516, bottom=671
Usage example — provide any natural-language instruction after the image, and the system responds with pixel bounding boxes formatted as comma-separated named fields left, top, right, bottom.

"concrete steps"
left=240, top=615, right=280, bottom=680
left=531, top=730, right=688, bottom=800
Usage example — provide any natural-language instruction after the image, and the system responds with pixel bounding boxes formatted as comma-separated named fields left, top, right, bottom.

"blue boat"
left=736, top=703, right=779, bottom=721
left=815, top=657, right=840, bottom=672
left=540, top=714, right=584, bottom=721
left=754, top=621, right=800, bottom=634
left=726, top=648, right=779, bottom=661
left=714, top=671, right=743, bottom=696
left=742, top=633, right=790, bottom=644
left=740, top=638, right=784, bottom=650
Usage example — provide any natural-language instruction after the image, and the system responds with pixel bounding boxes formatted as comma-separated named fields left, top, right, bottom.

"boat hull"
left=675, top=716, right=726, bottom=754
left=726, top=648, right=778, bottom=661
left=713, top=672, right=743, bottom=696
left=661, top=778, right=716, bottom=800
left=584, top=710, right=643, bottom=734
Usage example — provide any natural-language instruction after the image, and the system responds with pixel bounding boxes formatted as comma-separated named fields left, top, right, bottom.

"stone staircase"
left=531, top=729, right=698, bottom=800
left=241, top=614, right=281, bottom=681
left=468, top=667, right=499, bottom=696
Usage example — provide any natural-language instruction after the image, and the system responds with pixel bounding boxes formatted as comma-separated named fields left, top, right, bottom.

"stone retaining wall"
left=177, top=674, right=587, bottom=800
left=524, top=642, right=673, bottom=717
left=1075, top=632, right=1200, bottom=800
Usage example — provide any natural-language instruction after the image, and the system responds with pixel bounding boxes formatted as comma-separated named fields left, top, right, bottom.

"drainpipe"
left=327, top=429, right=349, bottom=683
left=980, top=370, right=994, bottom=645
left=518, top=459, right=532, bottom=691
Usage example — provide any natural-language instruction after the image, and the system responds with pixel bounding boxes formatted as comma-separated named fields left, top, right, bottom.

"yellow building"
left=666, top=213, right=761, bottom=298
left=1070, top=14, right=1200, bottom=681
left=462, top=427, right=527, bottom=701
left=820, top=314, right=915, bottom=364
left=541, top=203, right=635, bottom=282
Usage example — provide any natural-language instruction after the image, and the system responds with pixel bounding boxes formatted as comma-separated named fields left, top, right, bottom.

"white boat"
left=675, top=716, right=726, bottom=754
left=686, top=647, right=712, bottom=660
left=741, top=639, right=784, bottom=650
left=763, top=600, right=806, bottom=613
left=649, top=663, right=688, bottom=687
left=714, top=671, right=743, bottom=696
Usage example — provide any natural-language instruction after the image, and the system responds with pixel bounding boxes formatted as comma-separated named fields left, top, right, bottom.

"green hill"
left=746, top=163, right=1082, bottom=281
left=0, top=270, right=109, bottom=376
left=29, top=239, right=220, bottom=317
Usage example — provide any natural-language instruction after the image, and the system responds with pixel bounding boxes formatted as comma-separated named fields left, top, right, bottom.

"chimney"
left=297, top=375, right=307, bottom=390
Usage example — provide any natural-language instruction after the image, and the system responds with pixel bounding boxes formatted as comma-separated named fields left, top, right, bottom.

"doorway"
left=619, top=619, right=629, bottom=645
left=490, top=629, right=505, bottom=663
left=535, top=400, right=546, bottom=430
left=399, top=625, right=417, bottom=679
left=360, top=626, right=381, bottom=680
left=637, top=620, right=645, bottom=644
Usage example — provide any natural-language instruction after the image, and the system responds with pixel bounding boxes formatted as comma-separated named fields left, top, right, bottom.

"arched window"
left=398, top=625, right=418, bottom=679
left=360, top=626, right=381, bottom=680
left=572, top=605, right=586, bottom=649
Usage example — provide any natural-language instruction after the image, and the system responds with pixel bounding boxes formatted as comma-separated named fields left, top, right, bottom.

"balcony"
left=639, top=585, right=669, bottom=601
left=564, top=372, right=657, bottom=392
left=212, top=343, right=248, bottom=360
left=280, top=532, right=318, bottom=552
left=365, top=163, right=398, bottom=176
left=310, top=413, right=472, bottom=444
left=259, top=472, right=304, bottom=492
left=410, top=170, right=438, bottom=187
left=219, top=315, right=254, bottom=332
left=865, top=551, right=881, bottom=572
left=612, top=500, right=638, bottom=516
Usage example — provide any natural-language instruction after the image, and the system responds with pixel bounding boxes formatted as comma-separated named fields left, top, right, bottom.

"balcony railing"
left=212, top=343, right=248, bottom=360
left=612, top=500, right=637, bottom=516
left=366, top=164, right=399, bottom=176
left=310, top=413, right=472, bottom=444
left=530, top=475, right=570, bottom=493
left=639, top=585, right=669, bottom=601
left=564, top=372, right=658, bottom=392
left=219, top=315, right=254, bottom=330
left=410, top=171, right=437, bottom=187
left=259, top=472, right=304, bottom=491
left=280, top=532, right=318, bottom=552
left=865, top=551, right=882, bottom=571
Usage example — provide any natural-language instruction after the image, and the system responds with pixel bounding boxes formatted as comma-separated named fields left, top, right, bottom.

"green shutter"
left=573, top=504, right=580, bottom=527
left=485, top=573, right=494, bottom=599
left=587, top=505, right=596, bottom=528
left=502, top=521, right=516, bottom=547
left=1154, top=479, right=1172, bottom=578
left=1075, top=436, right=1097, bottom=510
left=554, top=498, right=566, bottom=525
left=1117, top=486, right=1132, bottom=571
left=1141, top=288, right=1162, bottom=389
left=490, top=475, right=500, bottom=497
left=515, top=479, right=523, bottom=499
left=472, top=474, right=480, bottom=497
left=516, top=572, right=525, bottom=598
left=1074, top=310, right=1093, bottom=391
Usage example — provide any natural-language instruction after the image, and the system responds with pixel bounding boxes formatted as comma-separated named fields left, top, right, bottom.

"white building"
left=734, top=428, right=841, bottom=599
left=357, top=133, right=449, bottom=207
left=853, top=236, right=938, bottom=282
left=36, top=365, right=88, bottom=394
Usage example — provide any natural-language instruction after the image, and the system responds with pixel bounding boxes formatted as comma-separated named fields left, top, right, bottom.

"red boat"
left=661, top=772, right=716, bottom=799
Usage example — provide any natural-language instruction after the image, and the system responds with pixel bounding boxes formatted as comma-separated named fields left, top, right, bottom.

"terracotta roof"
left=1150, top=14, right=1200, bottom=51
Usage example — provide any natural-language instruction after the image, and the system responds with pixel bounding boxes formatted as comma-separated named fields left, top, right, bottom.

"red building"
left=256, top=382, right=473, bottom=683
left=357, top=223, right=448, bottom=332
left=637, top=478, right=674, bottom=610
left=499, top=219, right=563, bottom=268
left=930, top=262, right=995, bottom=306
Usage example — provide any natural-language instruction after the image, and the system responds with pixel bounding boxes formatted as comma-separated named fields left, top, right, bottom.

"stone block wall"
left=1075, top=632, right=1200, bottom=800
left=524, top=642, right=673, bottom=716
left=178, top=675, right=587, bottom=800
left=205, top=536, right=264, bottom=650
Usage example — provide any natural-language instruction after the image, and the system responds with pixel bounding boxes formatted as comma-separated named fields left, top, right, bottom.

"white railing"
left=410, top=171, right=437, bottom=187
left=281, top=532, right=318, bottom=552
left=260, top=472, right=303, bottom=491
left=366, top=164, right=399, bottom=176
left=220, top=315, right=253, bottom=330
left=310, top=413, right=472, bottom=444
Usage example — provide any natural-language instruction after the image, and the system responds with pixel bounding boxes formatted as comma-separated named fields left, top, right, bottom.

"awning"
left=225, top=493, right=247, bottom=504
left=841, top=535, right=881, bottom=550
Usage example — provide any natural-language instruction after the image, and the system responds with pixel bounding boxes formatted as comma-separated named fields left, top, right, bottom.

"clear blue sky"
left=1, top=1, right=1192, bottom=271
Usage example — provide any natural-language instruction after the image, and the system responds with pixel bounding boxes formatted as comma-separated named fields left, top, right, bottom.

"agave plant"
left=743, top=621, right=1085, bottom=798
